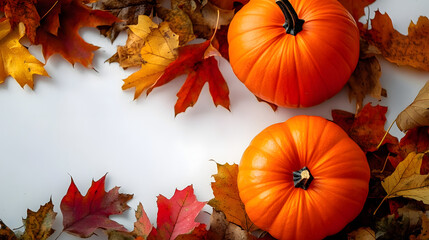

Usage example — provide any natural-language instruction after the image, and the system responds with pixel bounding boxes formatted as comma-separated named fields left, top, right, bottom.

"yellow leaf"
left=0, top=20, right=48, bottom=88
left=396, top=80, right=429, bottom=132
left=122, top=21, right=179, bottom=99
left=381, top=151, right=429, bottom=203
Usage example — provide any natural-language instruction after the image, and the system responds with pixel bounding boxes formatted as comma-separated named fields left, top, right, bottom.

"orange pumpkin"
left=238, top=115, right=370, bottom=240
left=228, top=0, right=360, bottom=107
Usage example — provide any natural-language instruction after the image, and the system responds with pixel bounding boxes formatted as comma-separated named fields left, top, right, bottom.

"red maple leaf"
left=60, top=174, right=133, bottom=238
left=35, top=0, right=119, bottom=67
left=148, top=185, right=206, bottom=240
left=0, top=0, right=40, bottom=42
left=148, top=40, right=230, bottom=115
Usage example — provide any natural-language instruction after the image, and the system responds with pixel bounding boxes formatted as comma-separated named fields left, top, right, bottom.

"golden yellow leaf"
left=0, top=20, right=48, bottom=88
left=122, top=21, right=179, bottom=99
left=109, top=15, right=158, bottom=68
left=381, top=151, right=429, bottom=203
left=396, top=80, right=429, bottom=132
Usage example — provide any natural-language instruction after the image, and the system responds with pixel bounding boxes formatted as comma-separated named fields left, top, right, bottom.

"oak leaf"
left=94, top=0, right=156, bottom=42
left=148, top=40, right=230, bottom=115
left=365, top=11, right=429, bottom=71
left=208, top=163, right=258, bottom=232
left=121, top=18, right=180, bottom=99
left=60, top=174, right=133, bottom=238
left=21, top=199, right=57, bottom=240
left=0, top=19, right=49, bottom=89
left=0, top=0, right=40, bottom=42
left=381, top=151, right=429, bottom=206
left=0, top=220, right=18, bottom=240
left=348, top=103, right=399, bottom=152
left=148, top=185, right=206, bottom=240
left=396, top=80, right=429, bottom=132
left=35, top=0, right=119, bottom=67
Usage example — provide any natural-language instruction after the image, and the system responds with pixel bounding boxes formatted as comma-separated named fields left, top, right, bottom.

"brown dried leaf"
left=365, top=11, right=429, bottom=71
left=0, top=220, right=18, bottom=240
left=348, top=227, right=375, bottom=240
left=156, top=7, right=195, bottom=45
left=396, top=81, right=429, bottom=132
left=21, top=199, right=57, bottom=240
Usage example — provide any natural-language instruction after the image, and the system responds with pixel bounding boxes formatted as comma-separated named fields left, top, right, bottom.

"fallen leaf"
left=331, top=109, right=356, bottom=133
left=348, top=103, right=399, bottom=152
left=21, top=199, right=57, bottom=240
left=0, top=220, right=18, bottom=240
left=365, top=11, right=429, bottom=71
left=156, top=8, right=196, bottom=46
left=208, top=0, right=249, bottom=10
left=60, top=174, right=133, bottom=238
left=211, top=25, right=229, bottom=60
left=176, top=224, right=208, bottom=240
left=148, top=185, right=206, bottom=240
left=347, top=55, right=382, bottom=113
left=121, top=20, right=180, bottom=99
left=94, top=0, right=156, bottom=42
left=108, top=202, right=152, bottom=240
left=35, top=0, right=119, bottom=67
left=381, top=151, right=429, bottom=206
left=148, top=40, right=230, bottom=115
left=418, top=214, right=429, bottom=240
left=348, top=227, right=376, bottom=240
left=201, top=2, right=235, bottom=29
left=0, top=0, right=40, bottom=42
left=208, top=163, right=258, bottom=232
left=396, top=80, right=429, bottom=132
left=109, top=15, right=159, bottom=69
left=337, top=0, right=376, bottom=28
left=0, top=19, right=49, bottom=89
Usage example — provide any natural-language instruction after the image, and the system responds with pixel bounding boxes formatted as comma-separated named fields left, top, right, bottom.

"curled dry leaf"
left=21, top=199, right=57, bottom=240
left=0, top=220, right=18, bottom=240
left=94, top=0, right=156, bottom=42
left=0, top=20, right=49, bottom=89
left=365, top=11, right=429, bottom=71
left=156, top=7, right=196, bottom=45
left=396, top=80, right=429, bottom=132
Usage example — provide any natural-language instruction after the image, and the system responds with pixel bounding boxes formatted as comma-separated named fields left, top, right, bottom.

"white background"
left=1, top=0, right=429, bottom=239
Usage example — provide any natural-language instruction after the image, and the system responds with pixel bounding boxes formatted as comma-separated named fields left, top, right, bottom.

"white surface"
left=0, top=0, right=428, bottom=239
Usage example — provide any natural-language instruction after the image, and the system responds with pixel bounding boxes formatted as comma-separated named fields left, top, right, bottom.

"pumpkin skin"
left=238, top=115, right=370, bottom=240
left=228, top=0, right=360, bottom=108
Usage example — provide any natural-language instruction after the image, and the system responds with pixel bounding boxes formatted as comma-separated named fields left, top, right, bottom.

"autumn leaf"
left=148, top=40, right=230, bottom=115
left=109, top=15, right=159, bottom=69
left=21, top=199, right=57, bottom=240
left=396, top=80, right=429, bottom=132
left=208, top=163, right=258, bottom=232
left=175, top=224, right=208, bottom=240
left=121, top=18, right=180, bottom=99
left=376, top=151, right=429, bottom=214
left=347, top=103, right=399, bottom=152
left=94, top=0, right=157, bottom=42
left=60, top=174, right=133, bottom=238
left=0, top=19, right=49, bottom=89
left=337, top=0, right=375, bottom=29
left=364, top=11, right=429, bottom=71
left=35, top=0, right=119, bottom=67
left=347, top=227, right=375, bottom=240
left=148, top=185, right=206, bottom=240
left=419, top=214, right=429, bottom=239
left=208, top=0, right=249, bottom=10
left=108, top=202, right=152, bottom=240
left=0, top=0, right=40, bottom=42
left=0, top=220, right=18, bottom=240
left=211, top=25, right=229, bottom=60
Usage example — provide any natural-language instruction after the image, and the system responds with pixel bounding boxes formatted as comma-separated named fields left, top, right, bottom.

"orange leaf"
left=35, top=0, right=119, bottom=67
left=0, top=220, right=18, bottom=240
left=0, top=0, right=40, bottom=42
left=149, top=40, right=230, bottom=115
left=60, top=174, right=133, bottom=238
left=337, top=0, right=375, bottom=28
left=208, top=163, right=259, bottom=232
left=365, top=11, right=429, bottom=71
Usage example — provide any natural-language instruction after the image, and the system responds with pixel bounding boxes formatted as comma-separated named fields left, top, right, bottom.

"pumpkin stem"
left=293, top=166, right=313, bottom=190
left=276, top=0, right=304, bottom=36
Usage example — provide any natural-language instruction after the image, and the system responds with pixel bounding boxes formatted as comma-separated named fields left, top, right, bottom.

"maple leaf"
left=211, top=25, right=229, bottom=60
left=120, top=18, right=180, bottom=99
left=208, top=163, right=259, bottom=233
left=60, top=174, right=133, bottom=238
left=376, top=151, right=429, bottom=215
left=0, top=19, right=49, bottom=89
left=396, top=80, right=429, bottom=132
left=175, top=224, right=208, bottom=240
left=21, top=199, right=57, bottom=240
left=0, top=0, right=40, bottom=42
left=0, top=220, right=18, bottom=240
left=337, top=0, right=375, bottom=29
left=348, top=103, right=399, bottom=152
left=148, top=40, right=230, bottom=115
left=148, top=185, right=206, bottom=240
left=364, top=11, right=429, bottom=71
left=94, top=0, right=157, bottom=42
left=35, top=0, right=119, bottom=67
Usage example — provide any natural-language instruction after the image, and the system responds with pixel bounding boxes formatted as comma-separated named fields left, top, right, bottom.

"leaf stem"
left=209, top=9, right=220, bottom=43
left=41, top=0, right=59, bottom=20
left=376, top=120, right=395, bottom=150
left=374, top=195, right=388, bottom=215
